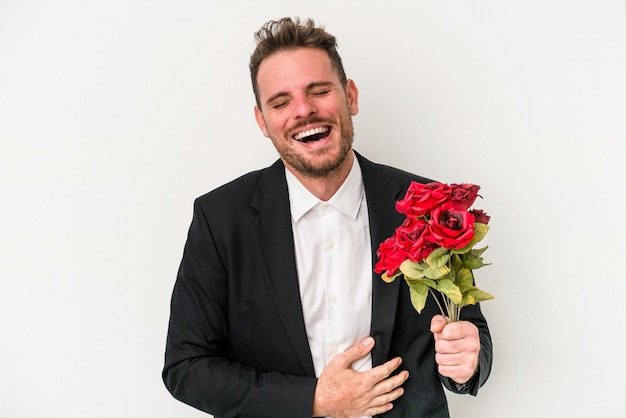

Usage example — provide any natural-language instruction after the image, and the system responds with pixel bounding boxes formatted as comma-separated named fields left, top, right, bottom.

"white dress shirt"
left=286, top=155, right=373, bottom=383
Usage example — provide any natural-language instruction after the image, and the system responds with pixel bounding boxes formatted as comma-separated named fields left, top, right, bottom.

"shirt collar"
left=286, top=152, right=365, bottom=223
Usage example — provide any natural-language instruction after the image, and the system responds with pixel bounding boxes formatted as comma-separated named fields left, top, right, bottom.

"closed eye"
left=272, top=100, right=289, bottom=109
left=311, top=88, right=331, bottom=96
left=308, top=81, right=335, bottom=97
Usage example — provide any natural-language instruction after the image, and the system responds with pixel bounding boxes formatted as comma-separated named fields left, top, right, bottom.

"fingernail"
left=363, top=337, right=374, bottom=346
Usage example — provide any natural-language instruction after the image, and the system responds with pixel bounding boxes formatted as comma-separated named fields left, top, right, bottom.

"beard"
left=271, top=111, right=354, bottom=179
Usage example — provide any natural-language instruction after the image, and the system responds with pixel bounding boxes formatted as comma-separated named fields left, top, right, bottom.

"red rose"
left=374, top=235, right=410, bottom=275
left=429, top=203, right=475, bottom=249
left=395, top=217, right=438, bottom=262
left=396, top=182, right=451, bottom=217
left=449, top=183, right=481, bottom=210
left=470, top=209, right=490, bottom=225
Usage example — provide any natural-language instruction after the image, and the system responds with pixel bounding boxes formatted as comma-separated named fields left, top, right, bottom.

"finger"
left=364, top=386, right=405, bottom=416
left=375, top=384, right=406, bottom=404
left=367, top=356, right=403, bottom=383
left=335, top=336, right=375, bottom=367
left=435, top=346, right=479, bottom=380
left=364, top=401, right=395, bottom=417
left=430, top=315, right=448, bottom=334
left=437, top=361, right=478, bottom=384
left=434, top=334, right=464, bottom=353
left=436, top=321, right=480, bottom=344
left=435, top=351, right=465, bottom=366
left=373, top=369, right=409, bottom=395
left=435, top=335, right=480, bottom=356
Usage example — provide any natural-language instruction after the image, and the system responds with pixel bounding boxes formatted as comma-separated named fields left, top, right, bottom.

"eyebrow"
left=264, top=81, right=336, bottom=107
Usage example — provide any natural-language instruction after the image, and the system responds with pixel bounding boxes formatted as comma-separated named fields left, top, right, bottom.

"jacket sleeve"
left=162, top=198, right=317, bottom=418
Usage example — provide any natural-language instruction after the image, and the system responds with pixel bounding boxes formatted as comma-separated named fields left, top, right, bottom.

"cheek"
left=266, top=114, right=289, bottom=135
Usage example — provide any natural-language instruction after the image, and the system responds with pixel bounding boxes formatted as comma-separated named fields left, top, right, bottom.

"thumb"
left=337, top=337, right=375, bottom=366
left=430, top=315, right=448, bottom=334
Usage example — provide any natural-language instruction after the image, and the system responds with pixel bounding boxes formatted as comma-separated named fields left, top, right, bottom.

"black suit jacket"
left=163, top=152, right=492, bottom=418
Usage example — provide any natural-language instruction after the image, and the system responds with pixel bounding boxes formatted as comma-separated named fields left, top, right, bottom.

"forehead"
left=256, top=47, right=340, bottom=98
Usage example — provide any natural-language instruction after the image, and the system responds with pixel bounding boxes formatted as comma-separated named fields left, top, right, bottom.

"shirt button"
left=330, top=347, right=338, bottom=354
left=330, top=296, right=337, bottom=304
left=326, top=242, right=334, bottom=250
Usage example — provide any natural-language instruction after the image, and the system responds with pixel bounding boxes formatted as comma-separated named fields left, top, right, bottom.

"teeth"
left=294, top=126, right=329, bottom=141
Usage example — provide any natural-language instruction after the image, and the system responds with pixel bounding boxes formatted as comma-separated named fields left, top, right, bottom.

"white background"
left=1, top=1, right=625, bottom=417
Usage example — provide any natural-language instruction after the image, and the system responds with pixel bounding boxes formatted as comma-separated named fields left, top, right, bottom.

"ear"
left=254, top=105, right=270, bottom=137
left=346, top=79, right=359, bottom=116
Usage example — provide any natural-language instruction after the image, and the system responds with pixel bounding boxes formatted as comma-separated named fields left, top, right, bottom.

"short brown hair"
left=249, top=17, right=348, bottom=108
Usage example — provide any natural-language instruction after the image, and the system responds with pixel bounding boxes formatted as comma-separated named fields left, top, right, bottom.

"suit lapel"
left=249, top=160, right=316, bottom=376
left=357, top=153, right=407, bottom=366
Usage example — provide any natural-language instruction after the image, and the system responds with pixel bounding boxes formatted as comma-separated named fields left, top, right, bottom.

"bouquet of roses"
left=374, top=182, right=493, bottom=322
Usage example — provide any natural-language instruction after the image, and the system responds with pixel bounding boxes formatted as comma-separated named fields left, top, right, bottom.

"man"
left=163, top=17, right=492, bottom=418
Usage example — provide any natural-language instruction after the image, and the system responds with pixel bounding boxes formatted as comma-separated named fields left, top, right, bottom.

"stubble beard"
left=273, top=113, right=354, bottom=179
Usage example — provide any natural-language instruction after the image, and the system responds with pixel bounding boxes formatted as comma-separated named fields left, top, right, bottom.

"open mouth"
left=293, top=126, right=331, bottom=143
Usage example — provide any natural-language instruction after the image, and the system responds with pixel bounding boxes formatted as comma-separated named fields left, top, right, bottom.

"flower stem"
left=447, top=255, right=460, bottom=322
left=429, top=288, right=447, bottom=318
left=447, top=297, right=454, bottom=322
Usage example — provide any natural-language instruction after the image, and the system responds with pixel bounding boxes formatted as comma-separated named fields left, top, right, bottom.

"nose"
left=293, top=94, right=317, bottom=119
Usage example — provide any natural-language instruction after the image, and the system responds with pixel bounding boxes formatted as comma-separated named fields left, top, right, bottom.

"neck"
left=286, top=151, right=355, bottom=201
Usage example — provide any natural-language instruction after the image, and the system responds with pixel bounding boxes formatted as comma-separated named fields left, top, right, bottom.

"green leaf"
left=458, top=268, right=474, bottom=288
left=459, top=288, right=495, bottom=308
left=436, top=279, right=463, bottom=304
left=472, top=223, right=490, bottom=243
left=471, top=246, right=489, bottom=258
left=451, top=253, right=464, bottom=272
left=381, top=270, right=402, bottom=283
left=406, top=279, right=431, bottom=313
left=423, top=265, right=450, bottom=280
left=406, top=276, right=438, bottom=290
left=399, top=260, right=426, bottom=279
left=464, top=257, right=491, bottom=270
left=450, top=245, right=472, bottom=256
left=425, top=247, right=449, bottom=268
left=450, top=224, right=490, bottom=255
